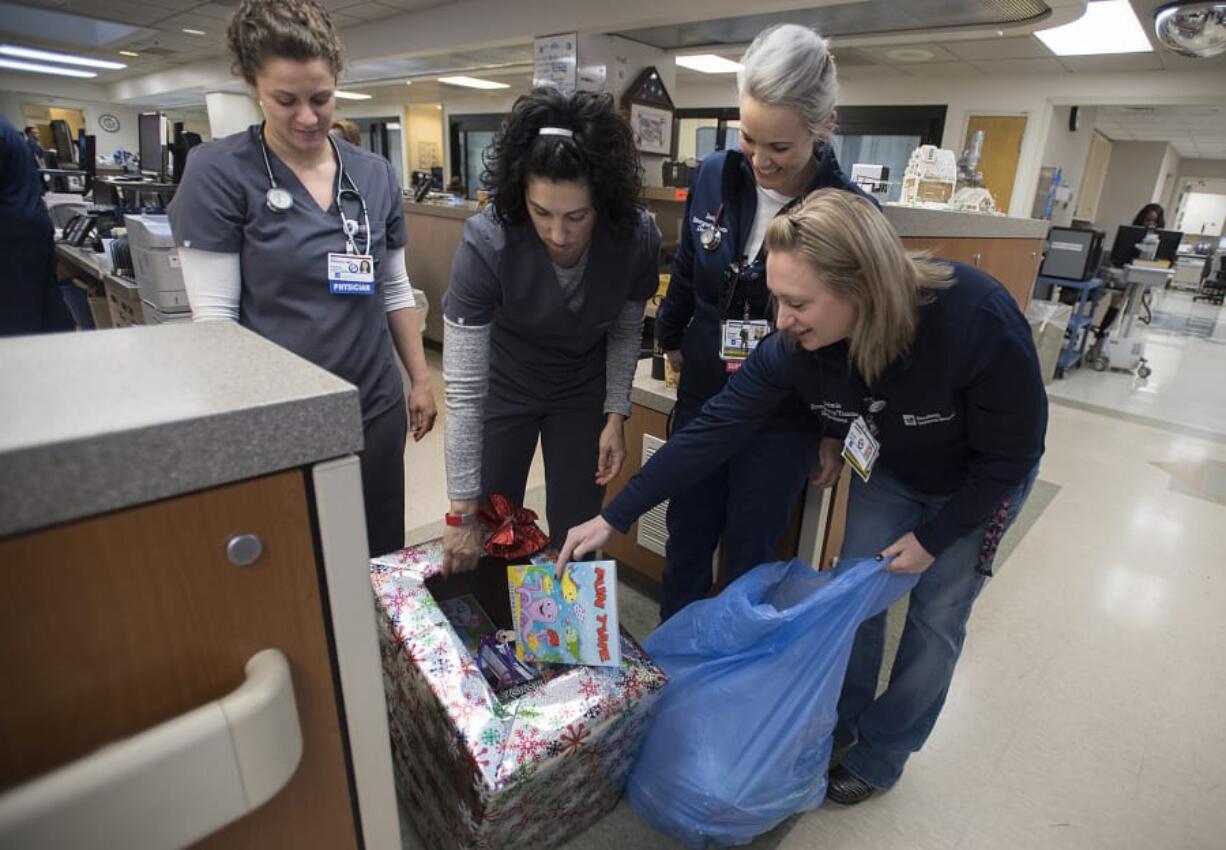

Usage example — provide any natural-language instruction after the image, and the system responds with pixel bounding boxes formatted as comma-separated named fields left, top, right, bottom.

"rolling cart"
left=1033, top=275, right=1104, bottom=378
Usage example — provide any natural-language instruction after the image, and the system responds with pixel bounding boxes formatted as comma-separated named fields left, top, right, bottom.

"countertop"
left=55, top=242, right=109, bottom=279
left=883, top=205, right=1048, bottom=240
left=0, top=322, right=363, bottom=537
left=630, top=357, right=676, bottom=416
left=403, top=199, right=480, bottom=221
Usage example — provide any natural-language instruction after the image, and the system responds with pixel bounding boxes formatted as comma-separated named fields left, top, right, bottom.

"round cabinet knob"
left=226, top=534, right=264, bottom=567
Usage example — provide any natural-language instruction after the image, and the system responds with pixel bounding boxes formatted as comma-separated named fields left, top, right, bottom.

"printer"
left=125, top=214, right=190, bottom=314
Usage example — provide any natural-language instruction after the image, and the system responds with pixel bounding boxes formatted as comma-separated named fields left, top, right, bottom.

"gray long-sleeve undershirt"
left=443, top=290, right=646, bottom=502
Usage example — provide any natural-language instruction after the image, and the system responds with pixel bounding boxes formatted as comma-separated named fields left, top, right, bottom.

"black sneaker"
left=825, top=765, right=877, bottom=805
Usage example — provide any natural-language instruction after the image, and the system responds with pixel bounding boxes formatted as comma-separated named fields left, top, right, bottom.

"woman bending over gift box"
left=557, top=189, right=1047, bottom=806
left=440, top=88, right=660, bottom=574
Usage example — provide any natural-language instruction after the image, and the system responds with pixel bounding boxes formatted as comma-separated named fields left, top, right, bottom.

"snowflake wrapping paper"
left=371, top=540, right=668, bottom=850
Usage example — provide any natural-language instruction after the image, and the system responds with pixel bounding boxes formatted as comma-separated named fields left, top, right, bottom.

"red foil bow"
left=478, top=494, right=549, bottom=559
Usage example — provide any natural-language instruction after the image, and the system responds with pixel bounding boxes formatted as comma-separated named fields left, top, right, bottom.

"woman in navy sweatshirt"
left=556, top=189, right=1047, bottom=805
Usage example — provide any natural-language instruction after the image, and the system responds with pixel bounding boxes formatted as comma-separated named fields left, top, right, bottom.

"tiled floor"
left=1047, top=288, right=1226, bottom=441
left=399, top=336, right=1226, bottom=850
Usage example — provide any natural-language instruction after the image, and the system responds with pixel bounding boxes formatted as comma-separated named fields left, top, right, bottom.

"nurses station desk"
left=0, top=324, right=401, bottom=849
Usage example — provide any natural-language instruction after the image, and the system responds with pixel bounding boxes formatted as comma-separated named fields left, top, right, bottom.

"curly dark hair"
left=1132, top=203, right=1165, bottom=229
left=227, top=0, right=342, bottom=86
left=482, top=88, right=643, bottom=237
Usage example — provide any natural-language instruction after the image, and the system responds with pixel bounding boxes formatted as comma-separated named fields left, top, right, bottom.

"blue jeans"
left=835, top=466, right=1037, bottom=789
left=661, top=403, right=816, bottom=621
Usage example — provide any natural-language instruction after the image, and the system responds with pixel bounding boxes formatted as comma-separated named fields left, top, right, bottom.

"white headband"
left=539, top=126, right=574, bottom=138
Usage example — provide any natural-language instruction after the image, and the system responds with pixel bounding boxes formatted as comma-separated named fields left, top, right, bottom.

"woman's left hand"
left=880, top=532, right=935, bottom=574
left=407, top=381, right=437, bottom=441
left=595, top=414, right=627, bottom=486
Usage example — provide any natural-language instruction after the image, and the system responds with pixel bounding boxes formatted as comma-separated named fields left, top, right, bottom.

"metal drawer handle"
left=0, top=649, right=303, bottom=850
left=227, top=533, right=263, bottom=566
left=972, top=252, right=983, bottom=266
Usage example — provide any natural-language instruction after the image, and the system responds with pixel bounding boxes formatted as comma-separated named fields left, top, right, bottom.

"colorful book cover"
left=507, top=561, right=621, bottom=668
left=439, top=594, right=497, bottom=656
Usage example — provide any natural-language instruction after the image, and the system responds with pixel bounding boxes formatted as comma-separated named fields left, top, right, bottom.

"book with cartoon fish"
left=506, top=561, right=621, bottom=668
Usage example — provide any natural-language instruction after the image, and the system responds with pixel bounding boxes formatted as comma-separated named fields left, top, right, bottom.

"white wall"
left=1039, top=106, right=1098, bottom=226
left=676, top=69, right=1226, bottom=220
left=1156, top=143, right=1182, bottom=212
left=1095, top=141, right=1170, bottom=245
left=1179, top=158, right=1226, bottom=182
left=204, top=91, right=261, bottom=139
left=1178, top=192, right=1226, bottom=238
left=0, top=75, right=142, bottom=160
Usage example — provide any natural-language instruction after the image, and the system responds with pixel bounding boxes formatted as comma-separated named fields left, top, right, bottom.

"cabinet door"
left=901, top=236, right=1042, bottom=309
left=601, top=402, right=669, bottom=583
left=0, top=471, right=359, bottom=849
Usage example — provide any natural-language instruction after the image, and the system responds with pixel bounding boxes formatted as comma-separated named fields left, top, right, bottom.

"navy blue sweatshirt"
left=605, top=262, right=1048, bottom=558
left=656, top=145, right=874, bottom=408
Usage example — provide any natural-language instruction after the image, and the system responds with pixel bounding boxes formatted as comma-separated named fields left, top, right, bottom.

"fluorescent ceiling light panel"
left=0, top=57, right=97, bottom=77
left=438, top=75, right=509, bottom=89
left=0, top=43, right=124, bottom=68
left=675, top=54, right=742, bottom=73
left=119, top=50, right=139, bottom=57
left=182, top=28, right=207, bottom=36
left=334, top=90, right=372, bottom=100
left=1035, top=0, right=1153, bottom=55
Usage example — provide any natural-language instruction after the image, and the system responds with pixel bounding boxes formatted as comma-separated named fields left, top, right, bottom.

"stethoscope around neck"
left=257, top=123, right=371, bottom=255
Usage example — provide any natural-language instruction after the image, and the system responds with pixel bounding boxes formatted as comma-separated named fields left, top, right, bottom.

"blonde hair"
left=330, top=118, right=361, bottom=146
left=765, top=189, right=952, bottom=386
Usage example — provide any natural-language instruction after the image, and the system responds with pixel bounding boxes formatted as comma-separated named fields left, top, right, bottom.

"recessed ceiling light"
left=885, top=47, right=936, bottom=62
left=0, top=43, right=125, bottom=69
left=334, top=90, right=372, bottom=100
left=404, top=80, right=412, bottom=85
left=0, top=57, right=97, bottom=78
left=1035, top=0, right=1154, bottom=55
left=119, top=50, right=140, bottom=58
left=675, top=54, right=743, bottom=74
left=437, top=75, right=509, bottom=90
left=182, top=28, right=207, bottom=36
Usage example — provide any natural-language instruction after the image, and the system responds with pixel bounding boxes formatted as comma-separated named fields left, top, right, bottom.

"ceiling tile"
left=332, top=2, right=400, bottom=21
left=1057, top=53, right=1165, bottom=73
left=858, top=43, right=961, bottom=64
left=895, top=61, right=980, bottom=77
left=943, top=37, right=1051, bottom=61
left=971, top=57, right=1066, bottom=75
left=377, top=0, right=454, bottom=9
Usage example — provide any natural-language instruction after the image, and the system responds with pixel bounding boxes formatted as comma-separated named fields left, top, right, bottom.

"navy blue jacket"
left=656, top=145, right=874, bottom=407
left=607, top=262, right=1048, bottom=558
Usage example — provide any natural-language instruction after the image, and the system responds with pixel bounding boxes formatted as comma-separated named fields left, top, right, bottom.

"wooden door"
left=0, top=471, right=359, bottom=849
left=965, top=115, right=1028, bottom=214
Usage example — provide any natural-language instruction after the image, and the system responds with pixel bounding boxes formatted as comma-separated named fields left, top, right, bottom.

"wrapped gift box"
left=371, top=540, right=667, bottom=850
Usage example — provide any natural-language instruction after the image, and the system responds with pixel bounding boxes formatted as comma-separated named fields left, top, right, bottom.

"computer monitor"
left=1109, top=225, right=1183, bottom=268
left=138, top=112, right=167, bottom=179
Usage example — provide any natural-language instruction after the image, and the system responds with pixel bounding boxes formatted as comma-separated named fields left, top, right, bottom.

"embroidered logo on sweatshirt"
left=902, top=412, right=957, bottom=427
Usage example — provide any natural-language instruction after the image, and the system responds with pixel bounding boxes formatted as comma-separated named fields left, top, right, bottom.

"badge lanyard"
left=843, top=394, right=887, bottom=482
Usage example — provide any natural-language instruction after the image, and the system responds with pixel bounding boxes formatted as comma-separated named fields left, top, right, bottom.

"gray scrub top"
left=168, top=124, right=405, bottom=422
left=444, top=207, right=660, bottom=405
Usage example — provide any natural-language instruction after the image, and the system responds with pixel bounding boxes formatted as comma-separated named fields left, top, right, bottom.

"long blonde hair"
left=765, top=189, right=952, bottom=386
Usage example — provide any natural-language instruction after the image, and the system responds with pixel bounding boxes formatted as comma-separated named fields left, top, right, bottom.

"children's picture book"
left=507, top=561, right=621, bottom=668
left=439, top=594, right=497, bottom=656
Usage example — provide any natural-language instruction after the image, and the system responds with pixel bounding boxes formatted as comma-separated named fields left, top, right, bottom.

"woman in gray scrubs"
left=441, top=89, right=660, bottom=574
left=168, top=0, right=435, bottom=556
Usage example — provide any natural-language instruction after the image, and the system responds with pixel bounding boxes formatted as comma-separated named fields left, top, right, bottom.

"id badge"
left=719, top=319, right=771, bottom=373
left=841, top=416, right=880, bottom=482
left=328, top=252, right=375, bottom=295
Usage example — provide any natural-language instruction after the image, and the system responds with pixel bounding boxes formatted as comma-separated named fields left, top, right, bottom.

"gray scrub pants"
left=481, top=393, right=605, bottom=547
left=359, top=400, right=407, bottom=557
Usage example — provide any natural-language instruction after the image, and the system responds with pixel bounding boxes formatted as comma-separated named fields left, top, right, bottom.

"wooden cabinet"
left=0, top=471, right=360, bottom=849
left=601, top=402, right=669, bottom=584
left=901, top=235, right=1043, bottom=309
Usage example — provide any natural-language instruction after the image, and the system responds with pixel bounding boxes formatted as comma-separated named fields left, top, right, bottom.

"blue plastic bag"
left=626, top=558, right=917, bottom=848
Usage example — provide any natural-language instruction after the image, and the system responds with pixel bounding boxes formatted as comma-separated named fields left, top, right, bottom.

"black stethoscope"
left=257, top=123, right=371, bottom=255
